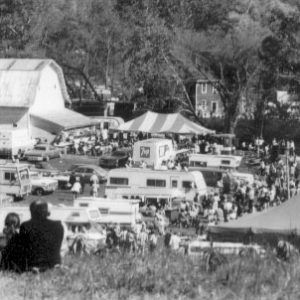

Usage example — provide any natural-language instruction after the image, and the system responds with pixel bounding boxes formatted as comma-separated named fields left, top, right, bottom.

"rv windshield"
left=19, top=169, right=29, bottom=180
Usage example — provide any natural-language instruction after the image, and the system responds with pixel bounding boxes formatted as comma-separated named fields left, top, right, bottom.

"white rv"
left=105, top=168, right=207, bottom=201
left=132, top=138, right=175, bottom=169
left=74, top=197, right=141, bottom=227
left=188, top=153, right=242, bottom=170
left=0, top=160, right=31, bottom=200
left=0, top=205, right=101, bottom=233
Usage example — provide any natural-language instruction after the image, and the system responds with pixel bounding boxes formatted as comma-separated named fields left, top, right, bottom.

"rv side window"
left=99, top=208, right=109, bottom=215
left=189, top=161, right=195, bottom=167
left=4, top=172, right=17, bottom=182
left=221, top=160, right=230, bottom=165
left=195, top=161, right=207, bottom=167
left=110, top=177, right=129, bottom=185
left=172, top=180, right=178, bottom=188
left=182, top=181, right=193, bottom=189
left=19, top=169, right=29, bottom=180
left=146, top=179, right=166, bottom=187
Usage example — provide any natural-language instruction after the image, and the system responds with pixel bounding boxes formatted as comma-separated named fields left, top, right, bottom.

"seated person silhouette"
left=0, top=212, right=25, bottom=272
left=19, top=200, right=64, bottom=272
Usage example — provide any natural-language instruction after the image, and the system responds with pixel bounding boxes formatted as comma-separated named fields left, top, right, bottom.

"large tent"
left=208, top=196, right=300, bottom=245
left=116, top=111, right=215, bottom=135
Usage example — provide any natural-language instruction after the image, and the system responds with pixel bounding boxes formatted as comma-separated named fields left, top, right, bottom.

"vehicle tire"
left=35, top=188, right=44, bottom=196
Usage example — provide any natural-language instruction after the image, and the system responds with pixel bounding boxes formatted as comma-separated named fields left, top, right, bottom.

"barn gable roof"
left=0, top=59, right=70, bottom=107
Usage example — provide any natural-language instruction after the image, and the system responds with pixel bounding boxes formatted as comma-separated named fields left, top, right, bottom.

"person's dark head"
left=30, top=200, right=50, bottom=220
left=3, top=212, right=20, bottom=240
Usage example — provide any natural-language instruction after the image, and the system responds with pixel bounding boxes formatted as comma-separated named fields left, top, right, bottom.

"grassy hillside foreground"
left=0, top=248, right=299, bottom=300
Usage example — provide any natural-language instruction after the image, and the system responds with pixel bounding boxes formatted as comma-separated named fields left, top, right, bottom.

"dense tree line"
left=1, top=0, right=300, bottom=132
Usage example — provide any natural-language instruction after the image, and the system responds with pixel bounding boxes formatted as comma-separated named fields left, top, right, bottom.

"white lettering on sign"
left=140, top=146, right=150, bottom=158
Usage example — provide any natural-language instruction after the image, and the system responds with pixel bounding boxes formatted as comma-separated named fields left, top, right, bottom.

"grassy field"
left=0, top=247, right=299, bottom=300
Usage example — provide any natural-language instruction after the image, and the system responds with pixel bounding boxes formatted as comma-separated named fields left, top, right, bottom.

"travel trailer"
left=132, top=138, right=175, bottom=169
left=188, top=153, right=242, bottom=170
left=105, top=168, right=207, bottom=201
left=0, top=205, right=101, bottom=233
left=0, top=160, right=31, bottom=200
left=74, top=197, right=141, bottom=227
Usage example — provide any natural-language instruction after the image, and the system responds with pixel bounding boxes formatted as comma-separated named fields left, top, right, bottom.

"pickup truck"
left=30, top=172, right=58, bottom=195
left=24, top=144, right=61, bottom=162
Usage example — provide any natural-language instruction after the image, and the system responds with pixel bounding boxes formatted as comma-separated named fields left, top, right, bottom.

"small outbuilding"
left=0, top=59, right=91, bottom=142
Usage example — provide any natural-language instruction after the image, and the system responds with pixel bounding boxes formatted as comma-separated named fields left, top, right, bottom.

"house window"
left=182, top=181, right=193, bottom=189
left=109, top=177, right=129, bottom=185
left=201, top=83, right=207, bottom=94
left=212, top=101, right=218, bottom=113
left=201, top=100, right=207, bottom=109
left=146, top=179, right=166, bottom=187
left=172, top=180, right=178, bottom=188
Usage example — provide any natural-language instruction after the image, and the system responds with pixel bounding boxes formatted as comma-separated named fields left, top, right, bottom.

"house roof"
left=0, top=59, right=70, bottom=107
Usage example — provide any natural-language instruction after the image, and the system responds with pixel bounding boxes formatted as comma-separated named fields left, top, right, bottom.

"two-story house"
left=195, top=78, right=224, bottom=118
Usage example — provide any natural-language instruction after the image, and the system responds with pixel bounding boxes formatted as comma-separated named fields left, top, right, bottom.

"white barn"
left=0, top=59, right=91, bottom=141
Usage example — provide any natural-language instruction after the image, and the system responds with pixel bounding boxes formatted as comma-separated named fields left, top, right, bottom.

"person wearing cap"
left=19, top=200, right=64, bottom=272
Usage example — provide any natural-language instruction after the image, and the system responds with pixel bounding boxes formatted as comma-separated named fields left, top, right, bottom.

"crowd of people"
left=0, top=200, right=182, bottom=273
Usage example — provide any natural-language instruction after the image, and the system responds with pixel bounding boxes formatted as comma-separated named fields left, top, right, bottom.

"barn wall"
left=30, top=65, right=65, bottom=114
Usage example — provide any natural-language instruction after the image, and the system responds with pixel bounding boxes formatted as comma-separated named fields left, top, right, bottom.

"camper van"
left=132, top=138, right=175, bottom=169
left=105, top=168, right=207, bottom=201
left=188, top=153, right=242, bottom=170
left=0, top=205, right=101, bottom=233
left=0, top=161, right=31, bottom=200
left=73, top=197, right=141, bottom=227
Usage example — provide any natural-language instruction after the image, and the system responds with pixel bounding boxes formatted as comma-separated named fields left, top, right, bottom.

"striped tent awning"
left=116, top=111, right=215, bottom=135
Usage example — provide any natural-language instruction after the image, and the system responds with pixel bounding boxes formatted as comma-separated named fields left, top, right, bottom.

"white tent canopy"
left=116, top=111, right=215, bottom=135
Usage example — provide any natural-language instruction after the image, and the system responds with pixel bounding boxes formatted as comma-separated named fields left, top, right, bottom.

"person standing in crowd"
left=19, top=201, right=64, bottom=272
left=148, top=229, right=157, bottom=252
left=71, top=177, right=82, bottom=200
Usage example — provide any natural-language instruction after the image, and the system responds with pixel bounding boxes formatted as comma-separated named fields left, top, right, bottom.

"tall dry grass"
left=0, top=248, right=299, bottom=300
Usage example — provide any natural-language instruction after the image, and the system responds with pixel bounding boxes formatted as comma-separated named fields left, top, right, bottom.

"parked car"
left=68, top=164, right=107, bottom=184
left=24, top=144, right=61, bottom=162
left=30, top=171, right=58, bottom=195
left=99, top=149, right=131, bottom=168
